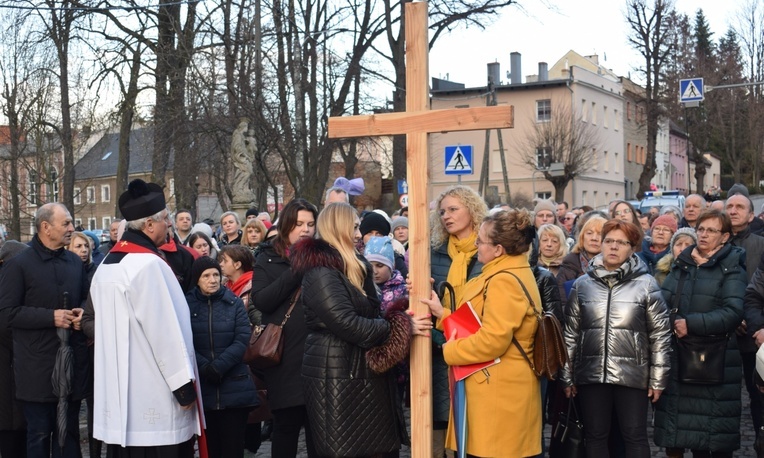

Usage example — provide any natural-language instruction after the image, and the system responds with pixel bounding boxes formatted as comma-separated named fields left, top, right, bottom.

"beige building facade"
left=429, top=52, right=625, bottom=209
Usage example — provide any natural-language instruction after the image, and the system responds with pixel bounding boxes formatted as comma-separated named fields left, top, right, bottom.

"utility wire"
left=0, top=0, right=199, bottom=11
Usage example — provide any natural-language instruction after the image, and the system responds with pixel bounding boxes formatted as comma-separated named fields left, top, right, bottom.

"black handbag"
left=675, top=334, right=728, bottom=385
left=549, top=397, right=585, bottom=458
left=669, top=271, right=728, bottom=385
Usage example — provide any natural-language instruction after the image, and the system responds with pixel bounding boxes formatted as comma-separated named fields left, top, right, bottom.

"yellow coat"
left=439, top=254, right=542, bottom=457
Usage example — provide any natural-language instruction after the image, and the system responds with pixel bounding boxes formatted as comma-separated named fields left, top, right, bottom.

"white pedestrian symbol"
left=446, top=146, right=472, bottom=172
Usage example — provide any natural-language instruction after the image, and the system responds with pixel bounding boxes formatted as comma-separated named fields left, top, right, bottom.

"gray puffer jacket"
left=561, top=253, right=672, bottom=390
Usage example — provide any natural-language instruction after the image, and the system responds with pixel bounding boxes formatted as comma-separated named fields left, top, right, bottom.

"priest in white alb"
left=90, top=179, right=203, bottom=458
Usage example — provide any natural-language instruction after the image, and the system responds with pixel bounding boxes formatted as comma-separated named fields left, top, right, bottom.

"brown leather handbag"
left=244, top=289, right=300, bottom=368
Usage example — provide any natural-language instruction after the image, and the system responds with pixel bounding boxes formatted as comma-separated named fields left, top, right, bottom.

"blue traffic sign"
left=397, top=180, right=408, bottom=195
left=679, top=78, right=704, bottom=103
left=445, top=145, right=473, bottom=175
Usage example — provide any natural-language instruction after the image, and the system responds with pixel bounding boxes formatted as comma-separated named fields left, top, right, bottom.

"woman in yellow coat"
left=423, top=208, right=542, bottom=457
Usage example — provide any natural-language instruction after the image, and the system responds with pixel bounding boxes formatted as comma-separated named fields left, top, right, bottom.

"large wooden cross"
left=328, top=3, right=513, bottom=456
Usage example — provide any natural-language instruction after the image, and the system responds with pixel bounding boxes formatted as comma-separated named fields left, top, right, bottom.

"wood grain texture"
left=327, top=106, right=513, bottom=138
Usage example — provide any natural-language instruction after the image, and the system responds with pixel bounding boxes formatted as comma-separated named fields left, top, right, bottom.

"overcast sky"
left=428, top=0, right=736, bottom=89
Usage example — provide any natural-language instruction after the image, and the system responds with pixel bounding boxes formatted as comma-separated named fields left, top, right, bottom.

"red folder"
left=442, top=301, right=501, bottom=381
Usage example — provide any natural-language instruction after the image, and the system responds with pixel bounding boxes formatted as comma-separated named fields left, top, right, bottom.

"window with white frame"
left=87, top=186, right=96, bottom=203
left=28, top=170, right=38, bottom=206
left=615, top=152, right=620, bottom=173
left=603, top=106, right=609, bottom=128
left=582, top=190, right=588, bottom=206
left=536, top=99, right=551, bottom=122
left=101, top=185, right=110, bottom=203
left=535, top=192, right=552, bottom=200
left=49, top=167, right=59, bottom=201
left=536, top=146, right=552, bottom=169
left=88, top=218, right=97, bottom=231
left=74, top=187, right=81, bottom=205
left=591, top=102, right=597, bottom=125
left=614, top=109, right=620, bottom=131
left=603, top=151, right=609, bottom=172
left=102, top=217, right=111, bottom=229
left=592, top=148, right=598, bottom=170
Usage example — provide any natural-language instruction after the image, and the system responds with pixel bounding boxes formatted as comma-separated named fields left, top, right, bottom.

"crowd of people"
left=3, top=178, right=764, bottom=458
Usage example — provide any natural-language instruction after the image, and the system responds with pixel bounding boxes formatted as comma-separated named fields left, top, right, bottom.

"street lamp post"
left=532, top=168, right=546, bottom=199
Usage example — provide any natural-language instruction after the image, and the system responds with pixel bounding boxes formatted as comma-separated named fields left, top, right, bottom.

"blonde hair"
left=317, top=203, right=367, bottom=293
left=242, top=218, right=267, bottom=248
left=430, top=185, right=488, bottom=248
left=572, top=216, right=606, bottom=254
left=537, top=223, right=569, bottom=259
left=68, top=231, right=92, bottom=263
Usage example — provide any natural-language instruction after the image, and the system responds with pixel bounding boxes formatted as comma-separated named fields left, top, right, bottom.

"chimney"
left=510, top=52, right=522, bottom=85
left=538, top=62, right=548, bottom=82
left=487, top=62, right=500, bottom=86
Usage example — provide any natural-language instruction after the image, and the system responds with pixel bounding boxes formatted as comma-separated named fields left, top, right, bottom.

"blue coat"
left=187, top=286, right=258, bottom=411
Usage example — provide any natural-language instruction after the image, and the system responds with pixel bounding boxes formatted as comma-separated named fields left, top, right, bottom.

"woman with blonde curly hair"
left=428, top=185, right=488, bottom=455
left=537, top=223, right=569, bottom=277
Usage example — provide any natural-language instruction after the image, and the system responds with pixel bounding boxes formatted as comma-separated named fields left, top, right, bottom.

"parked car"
left=638, top=190, right=685, bottom=214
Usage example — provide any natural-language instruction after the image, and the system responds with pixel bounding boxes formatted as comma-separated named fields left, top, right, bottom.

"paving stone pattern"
left=78, top=385, right=758, bottom=457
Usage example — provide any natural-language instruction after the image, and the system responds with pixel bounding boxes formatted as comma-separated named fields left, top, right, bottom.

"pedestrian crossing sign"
left=679, top=78, right=704, bottom=103
left=445, top=145, right=473, bottom=175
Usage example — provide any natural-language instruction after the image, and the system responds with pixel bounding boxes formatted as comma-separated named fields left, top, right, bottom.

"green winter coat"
left=654, top=243, right=746, bottom=453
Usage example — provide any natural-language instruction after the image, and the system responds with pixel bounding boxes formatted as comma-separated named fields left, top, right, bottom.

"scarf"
left=590, top=253, right=638, bottom=287
left=226, top=270, right=253, bottom=298
left=445, top=231, right=478, bottom=305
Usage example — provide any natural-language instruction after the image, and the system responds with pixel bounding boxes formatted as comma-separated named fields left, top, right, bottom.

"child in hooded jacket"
left=365, top=236, right=410, bottom=404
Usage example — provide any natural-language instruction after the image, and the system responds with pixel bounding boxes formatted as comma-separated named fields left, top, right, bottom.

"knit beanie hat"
left=360, top=212, right=391, bottom=237
left=670, top=227, right=698, bottom=252
left=651, top=214, right=678, bottom=234
left=728, top=183, right=749, bottom=197
left=245, top=207, right=259, bottom=218
left=190, top=256, right=221, bottom=288
left=364, top=236, right=394, bottom=271
left=391, top=216, right=408, bottom=232
left=533, top=199, right=556, bottom=216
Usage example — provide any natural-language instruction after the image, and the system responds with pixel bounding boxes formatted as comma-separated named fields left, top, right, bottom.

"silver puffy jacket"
left=561, top=254, right=672, bottom=390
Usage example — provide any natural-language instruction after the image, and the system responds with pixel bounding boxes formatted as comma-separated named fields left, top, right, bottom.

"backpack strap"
left=482, top=270, right=539, bottom=372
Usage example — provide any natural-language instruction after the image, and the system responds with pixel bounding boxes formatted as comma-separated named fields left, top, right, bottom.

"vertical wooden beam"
left=405, top=3, right=432, bottom=457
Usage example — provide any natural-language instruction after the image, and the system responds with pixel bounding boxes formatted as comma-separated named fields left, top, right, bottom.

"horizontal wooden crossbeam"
left=328, top=105, right=514, bottom=138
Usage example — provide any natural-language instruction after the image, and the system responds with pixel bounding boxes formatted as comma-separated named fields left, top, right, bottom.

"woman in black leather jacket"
left=291, top=203, right=419, bottom=457
left=251, top=198, right=319, bottom=457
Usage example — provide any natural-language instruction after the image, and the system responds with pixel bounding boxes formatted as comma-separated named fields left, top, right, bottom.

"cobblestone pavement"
left=79, top=385, right=758, bottom=457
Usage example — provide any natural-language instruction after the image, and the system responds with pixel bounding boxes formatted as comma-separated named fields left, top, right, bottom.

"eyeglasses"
left=614, top=208, right=632, bottom=217
left=475, top=237, right=496, bottom=247
left=697, top=227, right=722, bottom=235
left=652, top=226, right=673, bottom=234
left=602, top=238, right=632, bottom=248
left=439, top=206, right=464, bottom=217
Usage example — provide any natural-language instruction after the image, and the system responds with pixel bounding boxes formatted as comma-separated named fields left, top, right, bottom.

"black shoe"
left=261, top=420, right=273, bottom=441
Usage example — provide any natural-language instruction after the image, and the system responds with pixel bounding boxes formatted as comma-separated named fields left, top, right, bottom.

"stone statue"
left=230, top=118, right=255, bottom=207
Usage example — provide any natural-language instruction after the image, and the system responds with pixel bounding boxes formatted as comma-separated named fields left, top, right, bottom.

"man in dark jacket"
left=0, top=203, right=88, bottom=458
left=728, top=194, right=764, bottom=439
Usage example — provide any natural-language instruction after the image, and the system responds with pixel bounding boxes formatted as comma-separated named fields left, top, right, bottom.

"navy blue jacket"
left=0, top=235, right=89, bottom=402
left=187, top=286, right=258, bottom=410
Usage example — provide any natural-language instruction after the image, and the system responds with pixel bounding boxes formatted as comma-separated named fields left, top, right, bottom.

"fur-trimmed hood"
left=291, top=237, right=344, bottom=275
